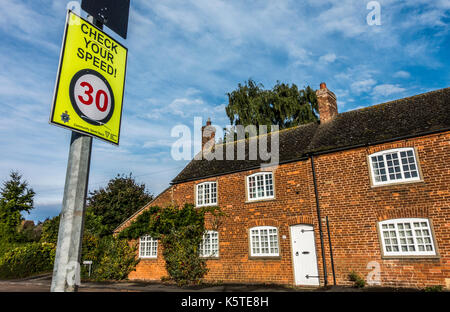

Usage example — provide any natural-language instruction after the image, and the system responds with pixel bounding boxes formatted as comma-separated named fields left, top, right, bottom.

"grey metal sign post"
left=51, top=132, right=92, bottom=292
left=51, top=15, right=103, bottom=293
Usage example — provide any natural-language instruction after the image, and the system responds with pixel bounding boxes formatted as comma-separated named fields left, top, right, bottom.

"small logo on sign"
left=61, top=111, right=70, bottom=123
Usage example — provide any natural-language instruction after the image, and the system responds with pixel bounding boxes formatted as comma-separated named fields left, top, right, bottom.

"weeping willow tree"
left=225, top=79, right=318, bottom=136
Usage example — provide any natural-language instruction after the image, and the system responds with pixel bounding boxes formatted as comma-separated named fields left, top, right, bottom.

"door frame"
left=289, top=223, right=321, bottom=286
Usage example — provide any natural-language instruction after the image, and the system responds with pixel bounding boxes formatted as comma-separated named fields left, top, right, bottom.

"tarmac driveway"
left=0, top=274, right=316, bottom=292
left=0, top=274, right=424, bottom=292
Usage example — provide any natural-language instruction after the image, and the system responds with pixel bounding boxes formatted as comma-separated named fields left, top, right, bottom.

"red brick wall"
left=119, top=131, right=450, bottom=289
left=315, top=132, right=450, bottom=288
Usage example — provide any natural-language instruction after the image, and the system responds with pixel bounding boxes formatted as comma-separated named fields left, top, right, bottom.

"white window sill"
left=245, top=197, right=275, bottom=203
left=371, top=179, right=423, bottom=188
left=381, top=254, right=439, bottom=259
left=196, top=203, right=218, bottom=208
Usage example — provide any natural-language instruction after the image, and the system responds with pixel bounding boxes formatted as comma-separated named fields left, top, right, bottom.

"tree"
left=86, top=174, right=153, bottom=236
left=18, top=220, right=42, bottom=243
left=271, top=82, right=318, bottom=128
left=0, top=171, right=35, bottom=243
left=40, top=215, right=60, bottom=244
left=225, top=79, right=318, bottom=135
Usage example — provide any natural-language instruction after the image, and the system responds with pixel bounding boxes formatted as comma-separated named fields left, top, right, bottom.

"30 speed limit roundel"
left=69, top=69, right=115, bottom=126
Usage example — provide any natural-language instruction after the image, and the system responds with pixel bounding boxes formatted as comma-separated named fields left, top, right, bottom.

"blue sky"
left=0, top=0, right=449, bottom=222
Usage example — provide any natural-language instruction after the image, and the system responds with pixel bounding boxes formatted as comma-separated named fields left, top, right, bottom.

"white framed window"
left=378, top=218, right=436, bottom=257
left=139, top=235, right=158, bottom=258
left=247, top=172, right=274, bottom=201
left=249, top=226, right=279, bottom=257
left=199, top=231, right=219, bottom=258
left=369, top=148, right=420, bottom=186
left=196, top=182, right=217, bottom=207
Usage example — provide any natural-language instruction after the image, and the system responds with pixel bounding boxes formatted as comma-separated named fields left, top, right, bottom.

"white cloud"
left=393, top=71, right=411, bottom=79
left=313, top=0, right=368, bottom=38
left=400, top=7, right=449, bottom=28
left=334, top=89, right=350, bottom=108
left=372, top=84, right=406, bottom=97
left=319, top=53, right=337, bottom=64
left=351, top=79, right=377, bottom=94
left=146, top=97, right=206, bottom=119
left=142, top=139, right=174, bottom=149
left=169, top=98, right=206, bottom=117
left=0, top=0, right=60, bottom=51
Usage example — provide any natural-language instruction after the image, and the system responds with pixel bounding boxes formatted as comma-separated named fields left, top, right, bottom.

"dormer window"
left=196, top=182, right=217, bottom=207
left=369, top=148, right=421, bottom=186
left=247, top=172, right=274, bottom=201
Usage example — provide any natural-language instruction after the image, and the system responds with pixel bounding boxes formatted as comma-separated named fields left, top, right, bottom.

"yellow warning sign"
left=50, top=11, right=127, bottom=145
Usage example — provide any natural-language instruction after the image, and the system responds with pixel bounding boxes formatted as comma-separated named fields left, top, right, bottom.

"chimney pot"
left=320, top=82, right=327, bottom=90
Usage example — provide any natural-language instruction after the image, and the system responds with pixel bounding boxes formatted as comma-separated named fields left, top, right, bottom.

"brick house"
left=115, top=84, right=450, bottom=289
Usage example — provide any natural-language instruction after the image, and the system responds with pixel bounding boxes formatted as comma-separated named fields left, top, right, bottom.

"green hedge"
left=0, top=242, right=55, bottom=279
left=0, top=240, right=23, bottom=258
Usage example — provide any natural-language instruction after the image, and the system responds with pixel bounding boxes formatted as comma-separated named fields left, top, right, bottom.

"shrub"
left=348, top=271, right=366, bottom=288
left=81, top=235, right=139, bottom=281
left=0, top=240, right=19, bottom=258
left=93, top=236, right=139, bottom=281
left=424, top=285, right=443, bottom=292
left=0, top=242, right=55, bottom=279
left=161, top=225, right=208, bottom=285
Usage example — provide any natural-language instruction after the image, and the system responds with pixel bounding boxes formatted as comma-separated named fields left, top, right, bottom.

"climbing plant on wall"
left=119, top=203, right=224, bottom=285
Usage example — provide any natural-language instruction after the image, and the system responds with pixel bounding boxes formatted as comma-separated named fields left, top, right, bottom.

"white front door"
left=290, top=224, right=320, bottom=286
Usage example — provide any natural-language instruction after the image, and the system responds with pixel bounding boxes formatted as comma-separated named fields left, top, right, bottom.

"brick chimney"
left=316, top=82, right=338, bottom=123
left=202, top=118, right=216, bottom=151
